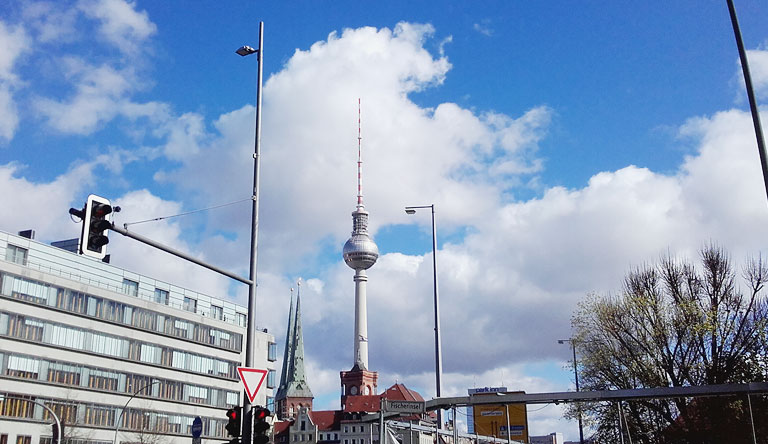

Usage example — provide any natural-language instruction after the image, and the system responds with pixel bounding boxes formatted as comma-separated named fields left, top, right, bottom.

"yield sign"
left=237, top=367, right=268, bottom=403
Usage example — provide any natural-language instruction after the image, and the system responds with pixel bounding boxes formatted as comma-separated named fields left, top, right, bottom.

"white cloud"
left=22, top=1, right=79, bottom=43
left=0, top=160, right=96, bottom=240
left=0, top=20, right=29, bottom=142
left=78, top=0, right=156, bottom=55
left=158, top=23, right=549, bottom=279
left=473, top=20, right=493, bottom=37
left=33, top=58, right=166, bottom=134
left=746, top=48, right=768, bottom=99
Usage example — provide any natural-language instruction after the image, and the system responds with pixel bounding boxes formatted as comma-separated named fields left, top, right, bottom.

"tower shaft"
left=353, top=269, right=369, bottom=369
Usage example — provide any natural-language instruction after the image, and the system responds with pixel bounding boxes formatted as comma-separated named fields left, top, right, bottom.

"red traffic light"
left=226, top=407, right=242, bottom=437
left=254, top=408, right=269, bottom=420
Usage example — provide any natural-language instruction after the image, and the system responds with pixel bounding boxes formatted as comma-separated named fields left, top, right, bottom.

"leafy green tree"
left=569, top=245, right=768, bottom=443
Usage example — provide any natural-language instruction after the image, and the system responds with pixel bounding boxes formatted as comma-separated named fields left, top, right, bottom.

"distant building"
left=0, top=229, right=277, bottom=444
left=530, top=432, right=563, bottom=444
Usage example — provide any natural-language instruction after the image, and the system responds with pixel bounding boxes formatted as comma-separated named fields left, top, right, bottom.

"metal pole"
left=405, top=204, right=443, bottom=431
left=243, top=21, right=264, bottom=443
left=114, top=380, right=160, bottom=444
left=452, top=406, right=458, bottom=444
left=110, top=224, right=251, bottom=285
left=747, top=394, right=757, bottom=444
left=571, top=341, right=584, bottom=444
left=380, top=397, right=386, bottom=444
left=617, top=402, right=625, bottom=444
left=431, top=204, right=443, bottom=431
left=726, top=0, right=768, bottom=204
left=504, top=405, right=510, bottom=444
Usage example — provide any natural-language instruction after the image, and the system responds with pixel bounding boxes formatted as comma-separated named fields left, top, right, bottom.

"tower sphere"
left=343, top=232, right=379, bottom=270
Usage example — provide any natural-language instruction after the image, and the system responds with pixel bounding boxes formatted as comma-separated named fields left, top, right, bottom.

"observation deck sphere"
left=343, top=234, right=379, bottom=270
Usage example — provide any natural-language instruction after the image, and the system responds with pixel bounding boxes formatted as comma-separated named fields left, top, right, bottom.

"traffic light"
left=253, top=406, right=271, bottom=444
left=80, top=194, right=113, bottom=260
left=226, top=406, right=242, bottom=437
left=52, top=422, right=65, bottom=444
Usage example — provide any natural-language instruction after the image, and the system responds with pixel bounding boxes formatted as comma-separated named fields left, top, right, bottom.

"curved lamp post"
left=405, top=204, right=443, bottom=430
left=114, top=380, right=161, bottom=444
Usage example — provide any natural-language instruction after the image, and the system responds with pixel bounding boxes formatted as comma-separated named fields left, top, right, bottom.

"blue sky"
left=2, top=0, right=768, bottom=440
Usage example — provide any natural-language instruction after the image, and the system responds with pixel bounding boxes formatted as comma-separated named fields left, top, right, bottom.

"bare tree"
left=569, top=245, right=768, bottom=443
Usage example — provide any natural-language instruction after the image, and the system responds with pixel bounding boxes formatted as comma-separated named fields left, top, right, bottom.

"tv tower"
left=340, top=99, right=379, bottom=404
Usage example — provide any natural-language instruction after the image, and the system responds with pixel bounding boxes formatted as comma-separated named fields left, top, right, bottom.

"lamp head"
left=405, top=208, right=416, bottom=215
left=236, top=45, right=257, bottom=56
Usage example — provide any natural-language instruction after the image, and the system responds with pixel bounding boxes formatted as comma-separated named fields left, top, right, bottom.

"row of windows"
left=0, top=392, right=230, bottom=438
left=0, top=311, right=240, bottom=379
left=1, top=271, right=243, bottom=352
left=1, top=351, right=240, bottom=408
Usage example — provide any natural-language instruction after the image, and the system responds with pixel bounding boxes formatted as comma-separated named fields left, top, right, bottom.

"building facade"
left=0, top=230, right=277, bottom=444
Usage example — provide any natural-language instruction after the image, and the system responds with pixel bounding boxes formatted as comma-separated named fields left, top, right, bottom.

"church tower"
left=340, top=99, right=379, bottom=408
left=275, top=281, right=314, bottom=419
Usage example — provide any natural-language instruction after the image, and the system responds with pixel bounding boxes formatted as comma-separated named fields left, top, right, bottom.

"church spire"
left=275, top=287, right=295, bottom=401
left=275, top=280, right=313, bottom=419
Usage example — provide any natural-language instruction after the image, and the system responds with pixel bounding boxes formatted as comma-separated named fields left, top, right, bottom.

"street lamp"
left=236, top=21, right=264, bottom=444
left=114, top=380, right=161, bottom=444
left=558, top=338, right=584, bottom=444
left=405, top=204, right=443, bottom=430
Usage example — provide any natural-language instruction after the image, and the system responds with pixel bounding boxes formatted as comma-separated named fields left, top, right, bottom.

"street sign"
left=383, top=400, right=425, bottom=413
left=191, top=416, right=203, bottom=438
left=237, top=367, right=268, bottom=403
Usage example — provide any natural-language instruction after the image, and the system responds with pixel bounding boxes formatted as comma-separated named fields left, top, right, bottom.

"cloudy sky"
left=2, top=0, right=768, bottom=440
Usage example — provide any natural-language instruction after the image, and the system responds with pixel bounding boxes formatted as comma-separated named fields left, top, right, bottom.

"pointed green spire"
left=275, top=287, right=295, bottom=401
left=276, top=280, right=313, bottom=407
left=285, top=281, right=313, bottom=398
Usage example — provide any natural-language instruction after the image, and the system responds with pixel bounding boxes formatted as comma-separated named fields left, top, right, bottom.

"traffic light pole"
left=242, top=21, right=265, bottom=444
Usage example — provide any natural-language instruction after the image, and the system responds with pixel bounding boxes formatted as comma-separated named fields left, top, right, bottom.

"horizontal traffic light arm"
left=108, top=224, right=252, bottom=285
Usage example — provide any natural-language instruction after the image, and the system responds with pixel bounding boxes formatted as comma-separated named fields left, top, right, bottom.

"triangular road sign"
left=238, top=367, right=268, bottom=403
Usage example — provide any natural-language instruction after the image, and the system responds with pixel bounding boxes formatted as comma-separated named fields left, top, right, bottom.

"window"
left=267, top=396, right=275, bottom=412
left=122, top=279, right=138, bottom=297
left=211, top=305, right=223, bottom=320
left=301, top=420, right=306, bottom=431
left=267, top=369, right=276, bottom=388
left=236, top=312, right=247, bottom=327
left=360, top=426, right=365, bottom=433
left=154, top=288, right=169, bottom=305
left=5, top=244, right=28, bottom=265
left=352, top=426, right=356, bottom=433
left=344, top=427, right=349, bottom=433
left=183, top=297, right=197, bottom=313
left=15, top=436, right=31, bottom=444
left=268, top=342, right=277, bottom=361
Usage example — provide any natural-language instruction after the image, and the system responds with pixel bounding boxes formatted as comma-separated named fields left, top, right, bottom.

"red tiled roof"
left=381, top=383, right=425, bottom=402
left=309, top=410, right=343, bottom=430
left=343, top=395, right=382, bottom=413
left=274, top=420, right=293, bottom=435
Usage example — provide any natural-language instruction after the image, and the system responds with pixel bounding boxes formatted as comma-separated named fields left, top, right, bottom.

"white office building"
left=0, top=230, right=277, bottom=444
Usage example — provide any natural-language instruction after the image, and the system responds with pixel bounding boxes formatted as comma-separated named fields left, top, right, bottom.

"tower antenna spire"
left=357, top=98, right=364, bottom=209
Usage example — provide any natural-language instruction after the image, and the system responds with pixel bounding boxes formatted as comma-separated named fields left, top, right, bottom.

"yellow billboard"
left=471, top=392, right=528, bottom=443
